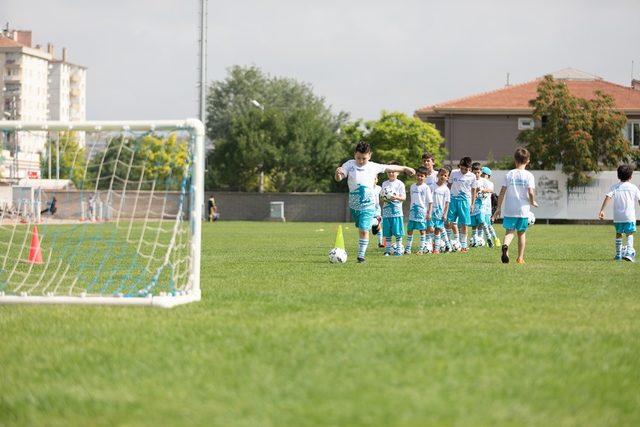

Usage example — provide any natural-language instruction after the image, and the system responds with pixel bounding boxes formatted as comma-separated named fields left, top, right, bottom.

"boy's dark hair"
left=617, top=164, right=634, bottom=181
left=514, top=147, right=530, bottom=164
left=416, top=166, right=429, bottom=176
left=355, top=141, right=371, bottom=154
left=471, top=161, right=482, bottom=171
left=421, top=152, right=434, bottom=160
left=459, top=157, right=472, bottom=168
left=438, top=167, right=449, bottom=175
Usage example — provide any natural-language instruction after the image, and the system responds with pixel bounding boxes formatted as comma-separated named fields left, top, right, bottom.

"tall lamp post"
left=251, top=100, right=266, bottom=193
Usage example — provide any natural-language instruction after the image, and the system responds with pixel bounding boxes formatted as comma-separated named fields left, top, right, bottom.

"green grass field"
left=1, top=222, right=639, bottom=426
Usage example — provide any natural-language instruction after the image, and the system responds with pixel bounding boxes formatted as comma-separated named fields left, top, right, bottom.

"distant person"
left=334, top=141, right=415, bottom=263
left=40, top=196, right=57, bottom=216
left=598, top=165, right=640, bottom=262
left=208, top=195, right=220, bottom=222
left=492, top=148, right=538, bottom=264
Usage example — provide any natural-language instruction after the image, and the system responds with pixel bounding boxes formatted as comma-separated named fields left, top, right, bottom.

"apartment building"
left=0, top=28, right=87, bottom=180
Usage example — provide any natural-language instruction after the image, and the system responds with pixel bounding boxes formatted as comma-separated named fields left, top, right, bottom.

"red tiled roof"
left=0, top=37, right=26, bottom=48
left=417, top=78, right=640, bottom=114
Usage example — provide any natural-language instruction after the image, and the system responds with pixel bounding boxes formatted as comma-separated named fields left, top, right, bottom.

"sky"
left=3, top=0, right=640, bottom=122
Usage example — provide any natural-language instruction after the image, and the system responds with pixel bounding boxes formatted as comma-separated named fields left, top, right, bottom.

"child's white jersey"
left=381, top=179, right=406, bottom=218
left=341, top=160, right=387, bottom=210
left=373, top=184, right=382, bottom=216
left=606, top=181, right=640, bottom=223
left=472, top=177, right=494, bottom=215
left=409, top=182, right=433, bottom=221
left=449, top=169, right=476, bottom=199
left=502, top=169, right=535, bottom=218
left=425, top=170, right=439, bottom=193
left=432, top=183, right=451, bottom=219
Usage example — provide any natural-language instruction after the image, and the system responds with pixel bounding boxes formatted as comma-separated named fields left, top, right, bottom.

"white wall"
left=490, top=170, right=640, bottom=220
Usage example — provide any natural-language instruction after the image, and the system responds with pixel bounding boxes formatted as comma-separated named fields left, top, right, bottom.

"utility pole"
left=198, top=0, right=207, bottom=125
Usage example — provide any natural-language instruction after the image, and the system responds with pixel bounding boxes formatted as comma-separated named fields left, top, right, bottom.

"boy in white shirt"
left=470, top=164, right=497, bottom=247
left=381, top=161, right=408, bottom=256
left=335, top=142, right=415, bottom=263
left=406, top=167, right=433, bottom=254
left=421, top=152, right=439, bottom=248
left=492, top=148, right=538, bottom=264
left=446, top=156, right=476, bottom=252
left=598, top=164, right=640, bottom=262
left=431, top=168, right=451, bottom=254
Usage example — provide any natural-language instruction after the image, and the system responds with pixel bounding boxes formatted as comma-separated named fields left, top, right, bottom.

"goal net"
left=0, top=120, right=204, bottom=308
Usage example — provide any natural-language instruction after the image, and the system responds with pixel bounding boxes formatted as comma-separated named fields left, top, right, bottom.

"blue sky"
left=3, top=0, right=639, bottom=121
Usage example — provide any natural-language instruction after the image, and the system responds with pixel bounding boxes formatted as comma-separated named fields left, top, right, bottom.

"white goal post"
left=0, top=120, right=204, bottom=308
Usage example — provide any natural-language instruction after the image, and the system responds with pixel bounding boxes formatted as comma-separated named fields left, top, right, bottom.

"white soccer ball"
left=527, top=211, right=536, bottom=226
left=391, top=242, right=404, bottom=255
left=328, top=247, right=348, bottom=264
left=475, top=236, right=485, bottom=247
left=381, top=186, right=397, bottom=202
left=451, top=240, right=461, bottom=252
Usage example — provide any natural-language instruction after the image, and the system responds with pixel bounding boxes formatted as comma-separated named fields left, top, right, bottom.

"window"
left=625, top=121, right=640, bottom=147
left=518, top=117, right=535, bottom=130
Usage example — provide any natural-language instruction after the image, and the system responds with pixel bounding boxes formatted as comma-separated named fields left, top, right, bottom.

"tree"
left=518, top=75, right=631, bottom=187
left=364, top=111, right=445, bottom=168
left=205, top=65, right=352, bottom=192
left=94, top=134, right=189, bottom=191
left=41, top=132, right=86, bottom=187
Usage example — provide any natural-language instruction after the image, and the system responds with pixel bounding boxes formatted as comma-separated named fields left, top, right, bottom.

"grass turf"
left=1, top=222, right=639, bottom=426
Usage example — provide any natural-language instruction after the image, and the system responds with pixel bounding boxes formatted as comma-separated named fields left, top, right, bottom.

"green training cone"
left=334, top=225, right=345, bottom=250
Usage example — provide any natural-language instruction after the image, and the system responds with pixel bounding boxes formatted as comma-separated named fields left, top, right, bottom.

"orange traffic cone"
left=28, top=226, right=43, bottom=264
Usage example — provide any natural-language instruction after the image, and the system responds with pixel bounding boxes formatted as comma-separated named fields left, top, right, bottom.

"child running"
left=335, top=142, right=415, bottom=263
left=598, top=164, right=640, bottom=262
left=406, top=167, right=433, bottom=254
left=492, top=148, right=538, bottom=264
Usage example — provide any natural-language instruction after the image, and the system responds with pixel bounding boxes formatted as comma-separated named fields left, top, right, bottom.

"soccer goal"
left=0, top=120, right=204, bottom=308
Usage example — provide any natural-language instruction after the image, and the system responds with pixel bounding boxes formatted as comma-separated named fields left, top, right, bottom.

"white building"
left=0, top=28, right=87, bottom=180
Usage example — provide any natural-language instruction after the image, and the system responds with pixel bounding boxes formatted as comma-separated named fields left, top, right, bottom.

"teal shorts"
left=407, top=220, right=426, bottom=231
left=428, top=216, right=445, bottom=230
left=447, top=197, right=471, bottom=226
left=471, top=213, right=491, bottom=227
left=383, top=216, right=404, bottom=238
left=503, top=216, right=529, bottom=232
left=351, top=208, right=375, bottom=231
left=614, top=222, right=637, bottom=234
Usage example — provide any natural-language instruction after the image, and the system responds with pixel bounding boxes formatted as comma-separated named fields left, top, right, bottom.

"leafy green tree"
left=364, top=111, right=445, bottom=168
left=41, top=132, right=86, bottom=187
left=94, top=134, right=188, bottom=191
left=205, top=65, right=352, bottom=192
left=518, top=75, right=631, bottom=187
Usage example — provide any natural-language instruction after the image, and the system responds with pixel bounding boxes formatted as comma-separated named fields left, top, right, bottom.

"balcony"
left=3, top=73, right=21, bottom=83
left=4, top=58, right=22, bottom=68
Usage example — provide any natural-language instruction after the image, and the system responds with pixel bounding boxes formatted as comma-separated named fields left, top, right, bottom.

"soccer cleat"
left=384, top=252, right=391, bottom=257
left=378, top=243, right=385, bottom=248
left=501, top=244, right=509, bottom=264
left=614, top=255, right=623, bottom=261
left=432, top=249, right=440, bottom=254
left=516, top=258, right=525, bottom=264
left=415, top=250, right=424, bottom=255
left=357, top=257, right=366, bottom=263
left=460, top=248, right=469, bottom=253
left=404, top=249, right=412, bottom=255
left=495, top=237, right=501, bottom=246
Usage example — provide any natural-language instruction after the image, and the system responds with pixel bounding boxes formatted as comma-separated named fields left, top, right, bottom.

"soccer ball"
left=391, top=242, right=404, bottom=256
left=475, top=236, right=485, bottom=247
left=451, top=240, right=461, bottom=252
left=381, top=186, right=397, bottom=202
left=527, top=211, right=536, bottom=226
left=328, top=247, right=348, bottom=264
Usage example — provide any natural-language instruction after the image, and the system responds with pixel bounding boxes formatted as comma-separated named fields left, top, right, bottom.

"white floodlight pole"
left=199, top=0, right=207, bottom=125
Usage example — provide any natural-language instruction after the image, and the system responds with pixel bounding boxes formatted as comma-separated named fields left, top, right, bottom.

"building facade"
left=415, top=68, right=640, bottom=164
left=0, top=28, right=87, bottom=180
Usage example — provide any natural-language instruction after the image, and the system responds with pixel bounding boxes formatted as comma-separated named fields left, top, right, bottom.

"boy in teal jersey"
left=406, top=167, right=433, bottom=254
left=430, top=168, right=451, bottom=254
left=381, top=161, right=408, bottom=256
left=446, top=156, right=475, bottom=252
left=492, top=148, right=538, bottom=264
left=335, top=142, right=415, bottom=263
left=598, top=164, right=640, bottom=262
